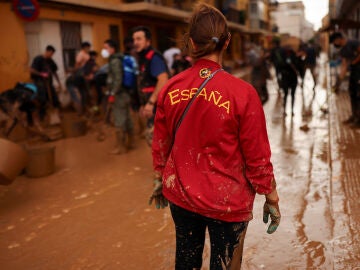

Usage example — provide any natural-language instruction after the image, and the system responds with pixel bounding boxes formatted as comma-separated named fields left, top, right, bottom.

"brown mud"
left=1, top=55, right=360, bottom=269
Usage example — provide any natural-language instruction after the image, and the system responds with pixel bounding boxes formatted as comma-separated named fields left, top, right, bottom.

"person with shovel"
left=30, top=45, right=62, bottom=124
left=150, top=3, right=281, bottom=269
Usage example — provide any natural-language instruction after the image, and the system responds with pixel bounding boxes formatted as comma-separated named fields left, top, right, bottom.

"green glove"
left=263, top=198, right=281, bottom=234
left=149, top=179, right=168, bottom=209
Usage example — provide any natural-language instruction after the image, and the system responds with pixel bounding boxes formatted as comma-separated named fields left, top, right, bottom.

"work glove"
left=107, top=94, right=115, bottom=104
left=263, top=198, right=281, bottom=234
left=149, top=179, right=168, bottom=209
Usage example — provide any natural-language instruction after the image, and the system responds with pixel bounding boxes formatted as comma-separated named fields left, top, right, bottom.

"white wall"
left=25, top=20, right=94, bottom=87
left=39, top=20, right=65, bottom=88
left=81, top=23, right=93, bottom=47
left=25, top=20, right=65, bottom=87
left=272, top=2, right=314, bottom=42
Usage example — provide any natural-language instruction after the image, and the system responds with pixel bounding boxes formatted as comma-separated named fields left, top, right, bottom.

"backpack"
left=122, top=54, right=137, bottom=89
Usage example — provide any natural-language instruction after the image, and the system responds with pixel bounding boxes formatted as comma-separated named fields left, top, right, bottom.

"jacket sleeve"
left=152, top=91, right=172, bottom=177
left=109, top=57, right=123, bottom=94
left=238, top=86, right=274, bottom=194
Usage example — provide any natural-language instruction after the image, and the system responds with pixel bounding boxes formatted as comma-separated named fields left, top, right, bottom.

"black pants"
left=349, top=64, right=360, bottom=121
left=34, top=79, right=60, bottom=120
left=170, top=203, right=248, bottom=270
left=279, top=71, right=297, bottom=113
left=94, top=73, right=107, bottom=106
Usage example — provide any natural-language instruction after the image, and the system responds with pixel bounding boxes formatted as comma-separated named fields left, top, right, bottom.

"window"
left=60, top=21, right=81, bottom=71
left=250, top=3, right=258, bottom=14
left=109, top=25, right=120, bottom=47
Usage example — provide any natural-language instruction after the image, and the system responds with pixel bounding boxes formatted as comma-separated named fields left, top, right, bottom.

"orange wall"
left=0, top=3, right=29, bottom=91
left=0, top=2, right=124, bottom=92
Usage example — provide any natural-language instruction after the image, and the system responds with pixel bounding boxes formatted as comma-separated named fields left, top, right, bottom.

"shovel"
left=45, top=79, right=61, bottom=125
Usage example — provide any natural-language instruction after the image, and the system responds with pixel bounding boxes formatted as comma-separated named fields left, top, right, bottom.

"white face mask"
left=101, top=48, right=110, bottom=59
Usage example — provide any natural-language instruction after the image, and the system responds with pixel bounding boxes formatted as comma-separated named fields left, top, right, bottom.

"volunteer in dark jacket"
left=150, top=3, right=281, bottom=270
left=132, top=26, right=169, bottom=145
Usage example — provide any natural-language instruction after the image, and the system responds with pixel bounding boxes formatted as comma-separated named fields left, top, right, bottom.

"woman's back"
left=153, top=58, right=273, bottom=222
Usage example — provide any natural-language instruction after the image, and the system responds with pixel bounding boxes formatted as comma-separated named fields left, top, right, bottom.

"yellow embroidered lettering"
left=208, top=90, right=222, bottom=105
left=198, top=87, right=207, bottom=100
left=168, top=89, right=180, bottom=105
left=181, top=89, right=190, bottom=101
left=190, top=88, right=198, bottom=98
left=218, top=101, right=230, bottom=114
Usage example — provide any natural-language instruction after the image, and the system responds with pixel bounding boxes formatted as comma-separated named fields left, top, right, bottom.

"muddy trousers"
left=348, top=64, right=360, bottom=121
left=170, top=203, right=248, bottom=270
left=112, top=91, right=133, bottom=133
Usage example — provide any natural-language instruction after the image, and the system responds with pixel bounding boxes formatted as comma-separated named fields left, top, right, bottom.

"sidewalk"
left=328, top=83, right=360, bottom=267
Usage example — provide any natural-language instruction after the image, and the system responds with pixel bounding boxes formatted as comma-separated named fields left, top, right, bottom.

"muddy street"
left=1, top=57, right=360, bottom=269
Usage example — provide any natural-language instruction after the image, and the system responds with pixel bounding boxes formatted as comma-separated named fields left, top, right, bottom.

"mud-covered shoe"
left=109, top=130, right=126, bottom=155
left=126, top=133, right=136, bottom=151
left=343, top=116, right=355, bottom=125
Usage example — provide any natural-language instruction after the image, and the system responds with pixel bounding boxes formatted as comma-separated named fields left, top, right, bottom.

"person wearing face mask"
left=102, top=39, right=134, bottom=154
left=131, top=26, right=169, bottom=145
left=330, top=32, right=360, bottom=128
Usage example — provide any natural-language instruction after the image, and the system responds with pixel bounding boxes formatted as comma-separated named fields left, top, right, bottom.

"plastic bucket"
left=25, top=145, right=55, bottom=178
left=0, top=139, right=28, bottom=185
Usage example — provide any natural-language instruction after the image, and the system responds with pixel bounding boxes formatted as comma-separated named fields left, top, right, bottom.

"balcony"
left=336, top=0, right=359, bottom=18
left=46, top=0, right=192, bottom=21
left=260, top=20, right=269, bottom=31
left=123, top=0, right=192, bottom=11
left=224, top=7, right=247, bottom=25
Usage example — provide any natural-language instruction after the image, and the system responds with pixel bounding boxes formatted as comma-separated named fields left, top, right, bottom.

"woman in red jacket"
left=150, top=3, right=281, bottom=269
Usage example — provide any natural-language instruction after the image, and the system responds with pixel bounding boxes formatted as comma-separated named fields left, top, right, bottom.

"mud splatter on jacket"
left=152, top=59, right=274, bottom=222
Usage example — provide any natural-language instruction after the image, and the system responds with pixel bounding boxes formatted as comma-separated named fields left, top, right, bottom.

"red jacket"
left=152, top=59, right=274, bottom=222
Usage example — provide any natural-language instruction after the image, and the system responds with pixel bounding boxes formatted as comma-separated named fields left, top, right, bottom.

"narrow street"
left=1, top=55, right=360, bottom=269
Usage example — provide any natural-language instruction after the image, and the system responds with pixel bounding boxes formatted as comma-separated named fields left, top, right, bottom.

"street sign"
left=12, top=0, right=40, bottom=22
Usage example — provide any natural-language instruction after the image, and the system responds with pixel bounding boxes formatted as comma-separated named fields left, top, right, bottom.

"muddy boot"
left=110, top=129, right=126, bottom=155
left=137, top=115, right=146, bottom=137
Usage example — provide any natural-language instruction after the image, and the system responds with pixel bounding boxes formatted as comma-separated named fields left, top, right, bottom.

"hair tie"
left=211, top=37, right=219, bottom=44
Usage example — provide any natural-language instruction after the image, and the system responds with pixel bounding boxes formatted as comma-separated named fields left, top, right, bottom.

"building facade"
left=335, top=0, right=360, bottom=39
left=0, top=0, right=273, bottom=91
left=320, top=0, right=360, bottom=54
left=270, top=1, right=314, bottom=42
